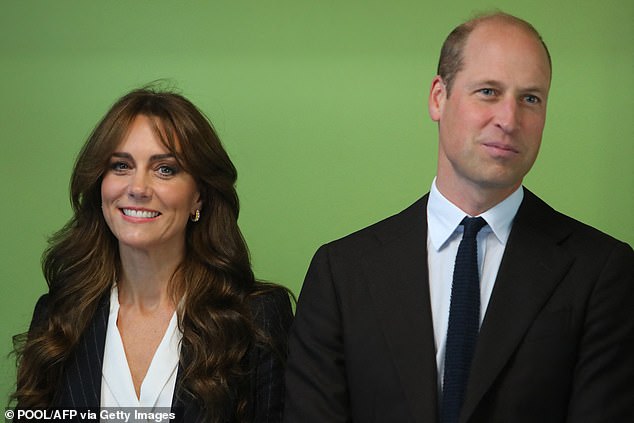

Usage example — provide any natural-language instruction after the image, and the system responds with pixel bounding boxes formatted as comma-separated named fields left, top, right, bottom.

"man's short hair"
left=437, top=12, right=552, bottom=96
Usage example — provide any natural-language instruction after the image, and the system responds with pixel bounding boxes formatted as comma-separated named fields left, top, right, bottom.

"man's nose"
left=494, top=97, right=520, bottom=133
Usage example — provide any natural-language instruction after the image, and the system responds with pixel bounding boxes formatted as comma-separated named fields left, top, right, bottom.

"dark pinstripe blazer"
left=23, top=286, right=292, bottom=423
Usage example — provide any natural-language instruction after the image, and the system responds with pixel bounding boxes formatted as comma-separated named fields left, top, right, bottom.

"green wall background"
left=1, top=0, right=632, bottom=404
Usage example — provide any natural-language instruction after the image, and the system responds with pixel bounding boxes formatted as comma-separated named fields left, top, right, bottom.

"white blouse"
left=101, top=285, right=182, bottom=412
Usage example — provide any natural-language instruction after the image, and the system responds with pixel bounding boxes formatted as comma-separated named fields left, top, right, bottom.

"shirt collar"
left=427, top=178, right=523, bottom=251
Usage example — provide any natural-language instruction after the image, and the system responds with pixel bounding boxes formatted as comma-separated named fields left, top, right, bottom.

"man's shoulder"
left=319, top=195, right=428, bottom=258
left=519, top=189, right=632, bottom=253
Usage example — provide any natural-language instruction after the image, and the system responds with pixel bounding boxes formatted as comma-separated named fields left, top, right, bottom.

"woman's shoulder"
left=27, top=294, right=51, bottom=331
left=247, top=284, right=294, bottom=333
left=27, top=290, right=111, bottom=333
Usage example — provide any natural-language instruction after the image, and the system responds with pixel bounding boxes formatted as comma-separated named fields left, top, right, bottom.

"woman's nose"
left=127, top=172, right=152, bottom=199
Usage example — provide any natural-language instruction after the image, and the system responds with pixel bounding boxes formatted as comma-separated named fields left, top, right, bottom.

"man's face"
left=429, top=20, right=551, bottom=204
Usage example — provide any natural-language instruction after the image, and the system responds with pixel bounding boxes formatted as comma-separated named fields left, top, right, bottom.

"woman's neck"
left=116, top=245, right=183, bottom=311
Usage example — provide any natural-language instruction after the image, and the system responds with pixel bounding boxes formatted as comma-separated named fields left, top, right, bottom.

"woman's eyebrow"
left=109, top=152, right=176, bottom=161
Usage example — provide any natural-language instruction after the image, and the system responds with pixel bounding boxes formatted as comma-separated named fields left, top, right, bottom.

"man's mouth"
left=482, top=142, right=519, bottom=154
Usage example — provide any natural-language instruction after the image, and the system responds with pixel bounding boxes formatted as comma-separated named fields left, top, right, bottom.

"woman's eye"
left=110, top=162, right=129, bottom=172
left=157, top=165, right=177, bottom=176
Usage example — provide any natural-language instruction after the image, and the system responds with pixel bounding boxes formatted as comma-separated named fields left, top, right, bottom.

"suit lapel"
left=461, top=190, right=575, bottom=421
left=366, top=196, right=439, bottom=423
left=56, top=294, right=110, bottom=408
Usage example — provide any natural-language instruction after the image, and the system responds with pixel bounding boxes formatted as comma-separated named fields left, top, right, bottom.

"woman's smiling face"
left=100, top=114, right=201, bottom=256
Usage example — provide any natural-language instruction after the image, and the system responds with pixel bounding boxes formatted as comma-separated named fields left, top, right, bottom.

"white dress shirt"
left=426, top=178, right=523, bottom=389
left=101, top=285, right=181, bottom=414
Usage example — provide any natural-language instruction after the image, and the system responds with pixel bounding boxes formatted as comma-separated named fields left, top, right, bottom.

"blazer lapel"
left=55, top=292, right=198, bottom=420
left=366, top=196, right=439, bottom=423
left=461, top=190, right=575, bottom=421
left=170, top=363, right=202, bottom=422
left=55, top=294, right=110, bottom=408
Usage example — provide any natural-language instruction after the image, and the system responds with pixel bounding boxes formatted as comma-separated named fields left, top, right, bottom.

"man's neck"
left=434, top=177, right=522, bottom=216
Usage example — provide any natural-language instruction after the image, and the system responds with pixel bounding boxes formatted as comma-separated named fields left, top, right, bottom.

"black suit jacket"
left=284, top=189, right=634, bottom=423
left=23, top=287, right=292, bottom=423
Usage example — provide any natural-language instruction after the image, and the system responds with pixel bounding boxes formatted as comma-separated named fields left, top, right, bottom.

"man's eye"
left=479, top=88, right=496, bottom=96
left=524, top=95, right=540, bottom=104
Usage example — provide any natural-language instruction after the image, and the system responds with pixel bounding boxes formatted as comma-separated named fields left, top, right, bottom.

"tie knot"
left=461, top=216, right=487, bottom=239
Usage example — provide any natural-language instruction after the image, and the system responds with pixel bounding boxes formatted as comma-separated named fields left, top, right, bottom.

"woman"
left=12, top=87, right=293, bottom=422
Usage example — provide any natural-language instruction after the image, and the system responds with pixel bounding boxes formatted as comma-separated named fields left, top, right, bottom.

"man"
left=284, top=12, right=634, bottom=423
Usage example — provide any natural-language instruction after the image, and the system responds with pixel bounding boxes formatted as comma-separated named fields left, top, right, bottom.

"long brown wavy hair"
left=13, top=86, right=269, bottom=421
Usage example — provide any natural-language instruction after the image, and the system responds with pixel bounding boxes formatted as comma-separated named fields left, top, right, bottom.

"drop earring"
left=190, top=209, right=201, bottom=222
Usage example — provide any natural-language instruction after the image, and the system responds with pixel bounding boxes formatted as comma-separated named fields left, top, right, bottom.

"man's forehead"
left=470, top=21, right=548, bottom=58
left=461, top=20, right=552, bottom=80
left=468, top=20, right=535, bottom=48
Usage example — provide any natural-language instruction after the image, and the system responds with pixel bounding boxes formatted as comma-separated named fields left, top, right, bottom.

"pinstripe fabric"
left=56, top=294, right=108, bottom=408
left=25, top=287, right=292, bottom=423
left=249, top=288, right=293, bottom=423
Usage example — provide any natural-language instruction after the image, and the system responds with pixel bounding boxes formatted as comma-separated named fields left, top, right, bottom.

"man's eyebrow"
left=522, top=86, right=548, bottom=95
left=468, top=79, right=504, bottom=88
left=467, top=80, right=548, bottom=95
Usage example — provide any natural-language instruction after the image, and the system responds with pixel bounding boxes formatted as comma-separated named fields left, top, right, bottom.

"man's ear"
left=428, top=75, right=447, bottom=122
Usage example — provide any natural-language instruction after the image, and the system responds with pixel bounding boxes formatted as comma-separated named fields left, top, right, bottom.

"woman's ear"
left=191, top=190, right=202, bottom=215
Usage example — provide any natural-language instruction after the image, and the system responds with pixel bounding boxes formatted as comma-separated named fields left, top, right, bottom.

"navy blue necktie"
left=441, top=216, right=487, bottom=423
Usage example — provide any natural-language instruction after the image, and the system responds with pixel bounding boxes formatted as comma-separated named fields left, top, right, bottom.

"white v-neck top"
left=101, top=285, right=182, bottom=409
